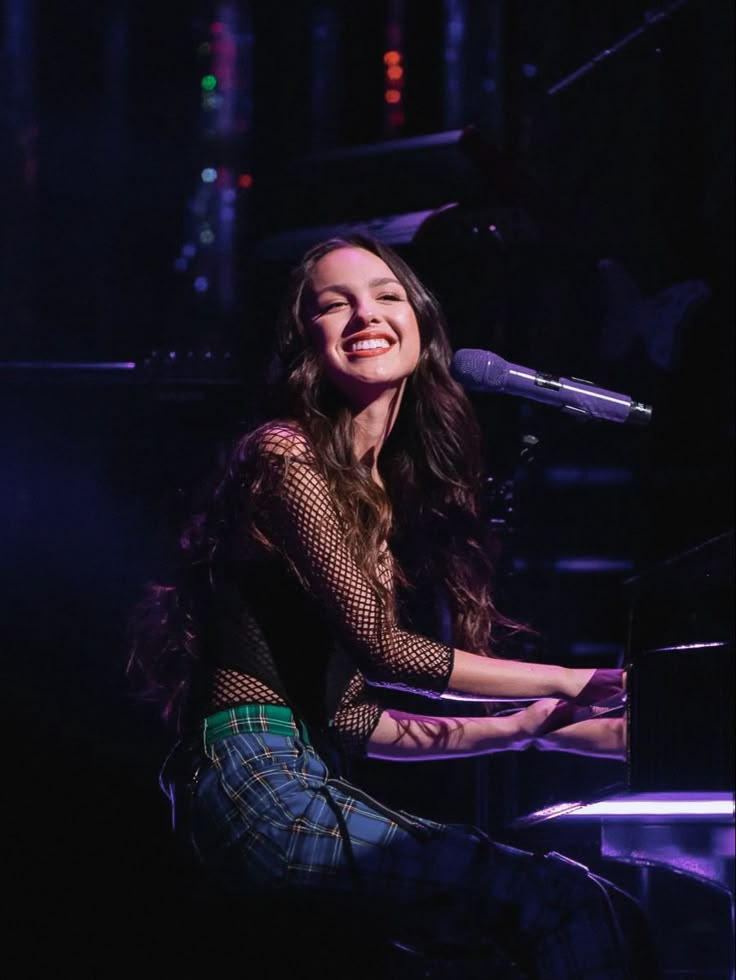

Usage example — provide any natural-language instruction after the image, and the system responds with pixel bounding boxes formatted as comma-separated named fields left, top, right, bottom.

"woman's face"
left=304, top=247, right=421, bottom=406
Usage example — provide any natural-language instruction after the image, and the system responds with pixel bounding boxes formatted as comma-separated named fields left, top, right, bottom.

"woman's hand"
left=507, top=698, right=566, bottom=749
left=487, top=698, right=627, bottom=760
left=534, top=716, right=627, bottom=760
left=564, top=667, right=625, bottom=703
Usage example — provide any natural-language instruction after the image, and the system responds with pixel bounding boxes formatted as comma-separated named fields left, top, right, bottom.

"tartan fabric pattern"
left=203, top=704, right=312, bottom=746
left=177, top=715, right=639, bottom=979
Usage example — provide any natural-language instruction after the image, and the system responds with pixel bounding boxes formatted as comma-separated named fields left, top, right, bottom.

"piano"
left=506, top=530, right=735, bottom=978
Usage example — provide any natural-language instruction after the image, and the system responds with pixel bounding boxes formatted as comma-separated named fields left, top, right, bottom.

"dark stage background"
left=2, top=0, right=733, bottom=972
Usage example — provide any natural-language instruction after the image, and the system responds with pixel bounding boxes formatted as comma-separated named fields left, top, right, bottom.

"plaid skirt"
left=163, top=706, right=645, bottom=979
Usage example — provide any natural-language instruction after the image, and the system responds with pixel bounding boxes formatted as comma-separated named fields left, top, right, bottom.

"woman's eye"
left=320, top=300, right=346, bottom=313
left=378, top=293, right=402, bottom=302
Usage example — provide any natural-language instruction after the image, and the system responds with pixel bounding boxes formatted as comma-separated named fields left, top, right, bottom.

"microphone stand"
left=547, top=0, right=689, bottom=96
left=476, top=431, right=541, bottom=831
left=484, top=431, right=540, bottom=586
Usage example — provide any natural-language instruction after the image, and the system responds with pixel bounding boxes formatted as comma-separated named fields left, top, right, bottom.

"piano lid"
left=624, top=529, right=734, bottom=598
left=624, top=530, right=734, bottom=654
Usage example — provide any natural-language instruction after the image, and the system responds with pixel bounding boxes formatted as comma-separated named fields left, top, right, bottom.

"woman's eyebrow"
left=313, top=276, right=403, bottom=296
left=370, top=277, right=403, bottom=289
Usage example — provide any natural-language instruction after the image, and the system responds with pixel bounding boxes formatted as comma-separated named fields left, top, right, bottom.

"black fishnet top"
left=195, top=424, right=454, bottom=756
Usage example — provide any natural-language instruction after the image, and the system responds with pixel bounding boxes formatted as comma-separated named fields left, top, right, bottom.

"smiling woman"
left=308, top=246, right=420, bottom=381
left=127, top=233, right=658, bottom=978
left=303, top=246, right=422, bottom=465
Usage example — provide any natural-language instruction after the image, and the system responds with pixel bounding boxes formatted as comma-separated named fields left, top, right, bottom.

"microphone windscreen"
left=450, top=349, right=507, bottom=390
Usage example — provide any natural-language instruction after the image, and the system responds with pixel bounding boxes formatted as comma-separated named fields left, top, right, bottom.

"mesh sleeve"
left=331, top=670, right=384, bottom=757
left=251, top=426, right=454, bottom=697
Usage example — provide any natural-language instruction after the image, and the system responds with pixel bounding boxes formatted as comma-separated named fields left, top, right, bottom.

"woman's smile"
left=344, top=330, right=396, bottom=357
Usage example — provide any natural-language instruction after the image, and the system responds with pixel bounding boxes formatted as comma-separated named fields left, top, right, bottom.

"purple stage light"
left=649, top=642, right=726, bottom=652
left=0, top=361, right=136, bottom=370
left=543, top=465, right=633, bottom=485
left=553, top=558, right=634, bottom=573
left=565, top=793, right=734, bottom=819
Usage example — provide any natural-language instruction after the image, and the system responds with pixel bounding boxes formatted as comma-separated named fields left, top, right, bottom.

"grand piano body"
left=506, top=531, right=735, bottom=978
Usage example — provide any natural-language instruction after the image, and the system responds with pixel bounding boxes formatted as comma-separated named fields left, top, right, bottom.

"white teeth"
left=350, top=338, right=390, bottom=351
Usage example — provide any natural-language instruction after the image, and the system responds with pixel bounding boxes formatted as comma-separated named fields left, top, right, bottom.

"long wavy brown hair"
left=128, top=234, right=524, bottom=727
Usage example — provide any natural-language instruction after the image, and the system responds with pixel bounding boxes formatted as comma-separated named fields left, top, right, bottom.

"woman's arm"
left=363, top=699, right=626, bottom=762
left=255, top=429, right=619, bottom=703
left=443, top=659, right=626, bottom=703
left=333, top=666, right=625, bottom=762
left=444, top=652, right=591, bottom=702
left=364, top=700, right=556, bottom=761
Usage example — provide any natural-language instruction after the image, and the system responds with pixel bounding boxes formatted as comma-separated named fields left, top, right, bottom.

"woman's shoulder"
left=245, top=420, right=314, bottom=461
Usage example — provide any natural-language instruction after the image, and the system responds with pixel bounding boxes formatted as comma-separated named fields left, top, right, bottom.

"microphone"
left=450, top=349, right=652, bottom=425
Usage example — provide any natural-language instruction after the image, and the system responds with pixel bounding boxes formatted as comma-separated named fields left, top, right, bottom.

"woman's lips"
left=346, top=345, right=394, bottom=358
left=343, top=331, right=395, bottom=356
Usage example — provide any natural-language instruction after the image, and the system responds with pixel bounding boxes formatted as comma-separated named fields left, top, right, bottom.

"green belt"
left=203, top=703, right=311, bottom=747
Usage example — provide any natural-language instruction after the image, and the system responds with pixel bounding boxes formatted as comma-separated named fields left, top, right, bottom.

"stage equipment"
left=506, top=530, right=735, bottom=978
left=547, top=0, right=691, bottom=96
left=450, top=349, right=653, bottom=426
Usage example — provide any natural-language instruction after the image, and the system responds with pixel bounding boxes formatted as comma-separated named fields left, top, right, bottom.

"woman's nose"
left=354, top=299, right=380, bottom=323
